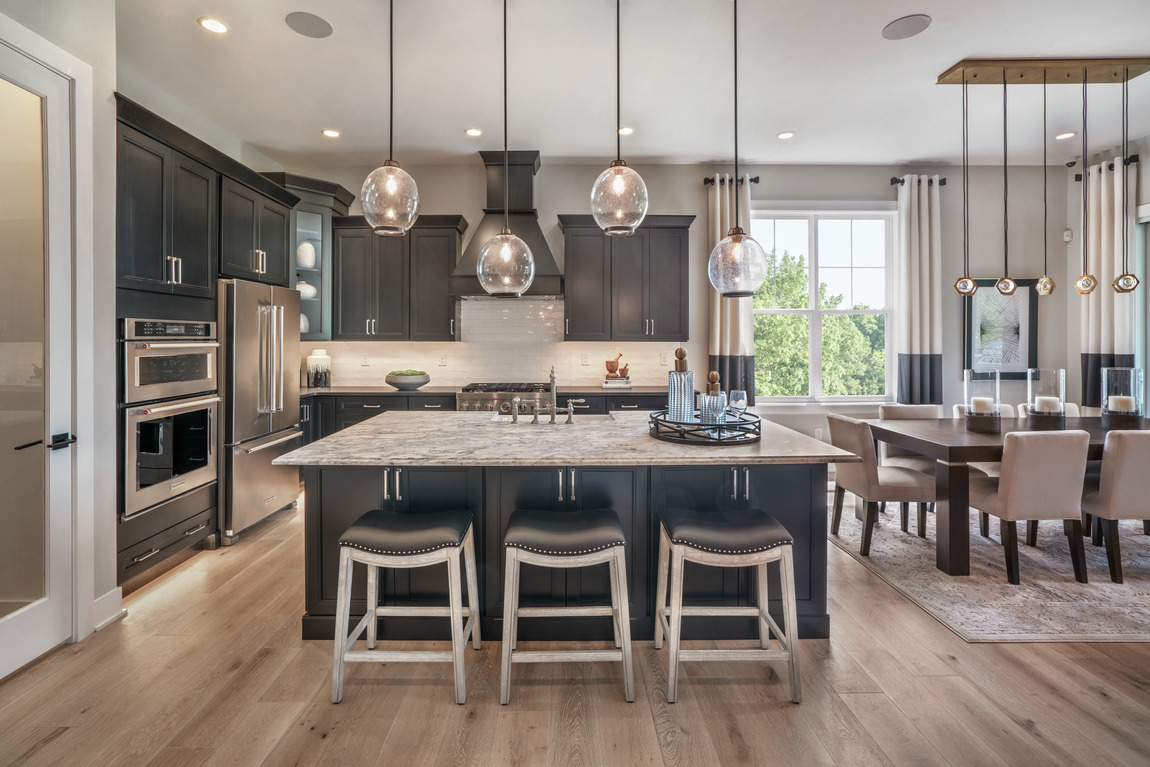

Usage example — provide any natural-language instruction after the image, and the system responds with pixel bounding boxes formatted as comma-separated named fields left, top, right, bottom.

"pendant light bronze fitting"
left=1076, top=69, right=1097, bottom=294
left=955, top=70, right=977, bottom=296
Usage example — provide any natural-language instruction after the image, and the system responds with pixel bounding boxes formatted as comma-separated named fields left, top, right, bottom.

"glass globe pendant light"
left=1076, top=70, right=1097, bottom=295
left=477, top=0, right=534, bottom=296
left=1114, top=68, right=1139, bottom=293
left=1036, top=71, right=1055, bottom=296
left=590, top=0, right=648, bottom=236
left=955, top=70, right=977, bottom=296
left=995, top=70, right=1016, bottom=297
left=360, top=0, right=418, bottom=237
left=707, top=0, right=768, bottom=298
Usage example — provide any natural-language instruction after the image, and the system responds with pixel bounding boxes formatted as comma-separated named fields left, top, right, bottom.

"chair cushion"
left=883, top=455, right=935, bottom=476
left=504, top=508, right=625, bottom=555
left=659, top=507, right=793, bottom=555
left=339, top=509, right=473, bottom=555
left=968, top=476, right=1001, bottom=517
left=871, top=465, right=935, bottom=503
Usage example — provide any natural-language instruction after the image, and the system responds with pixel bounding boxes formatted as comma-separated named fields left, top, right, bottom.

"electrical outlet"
left=659, top=352, right=669, bottom=366
left=814, top=427, right=825, bottom=441
left=361, top=356, right=370, bottom=367
left=438, top=353, right=447, bottom=366
left=581, top=353, right=590, bottom=366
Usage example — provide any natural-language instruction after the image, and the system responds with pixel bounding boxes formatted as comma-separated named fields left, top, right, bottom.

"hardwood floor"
left=3, top=506, right=1150, bottom=766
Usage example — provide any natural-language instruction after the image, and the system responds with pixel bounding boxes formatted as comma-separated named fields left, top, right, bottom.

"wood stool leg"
left=499, top=548, right=519, bottom=705
left=1025, top=520, right=1038, bottom=547
left=447, top=549, right=467, bottom=705
left=365, top=564, right=379, bottom=649
left=463, top=528, right=482, bottom=649
left=860, top=501, right=879, bottom=556
left=666, top=546, right=686, bottom=704
left=780, top=547, right=802, bottom=704
left=756, top=563, right=771, bottom=650
left=332, top=547, right=354, bottom=704
left=1066, top=519, right=1088, bottom=584
left=653, top=525, right=670, bottom=650
left=609, top=551, right=623, bottom=650
left=917, top=503, right=927, bottom=538
left=612, top=546, right=635, bottom=702
left=900, top=502, right=909, bottom=533
left=831, top=486, right=845, bottom=534
left=1102, top=519, right=1123, bottom=583
left=509, top=549, right=521, bottom=651
left=1001, top=520, right=1020, bottom=585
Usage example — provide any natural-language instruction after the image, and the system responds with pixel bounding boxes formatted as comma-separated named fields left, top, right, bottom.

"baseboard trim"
left=93, top=587, right=125, bottom=631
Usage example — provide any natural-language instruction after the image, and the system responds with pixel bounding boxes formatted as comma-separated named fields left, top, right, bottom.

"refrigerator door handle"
left=276, top=305, right=285, bottom=413
left=269, top=305, right=279, bottom=414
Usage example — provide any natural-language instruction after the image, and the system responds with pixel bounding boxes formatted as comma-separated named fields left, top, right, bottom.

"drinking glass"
left=729, top=390, right=748, bottom=420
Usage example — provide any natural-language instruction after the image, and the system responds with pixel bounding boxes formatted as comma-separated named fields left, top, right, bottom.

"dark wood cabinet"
left=332, top=216, right=465, bottom=342
left=559, top=215, right=693, bottom=342
left=116, top=124, right=216, bottom=299
left=220, top=177, right=291, bottom=286
left=335, top=396, right=408, bottom=432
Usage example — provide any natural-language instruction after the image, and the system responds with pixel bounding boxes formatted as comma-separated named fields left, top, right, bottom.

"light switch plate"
left=1063, top=228, right=1073, bottom=243
left=361, top=357, right=370, bottom=367
left=659, top=352, right=669, bottom=366
left=438, top=353, right=447, bottom=366
left=581, top=353, right=590, bottom=366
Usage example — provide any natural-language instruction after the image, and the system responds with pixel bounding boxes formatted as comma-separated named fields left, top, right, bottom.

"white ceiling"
left=116, top=0, right=1150, bottom=168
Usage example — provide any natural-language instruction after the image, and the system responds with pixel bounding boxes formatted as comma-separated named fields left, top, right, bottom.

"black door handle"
left=47, top=433, right=77, bottom=451
left=14, top=439, right=43, bottom=451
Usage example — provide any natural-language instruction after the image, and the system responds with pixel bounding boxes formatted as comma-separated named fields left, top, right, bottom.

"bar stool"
left=499, top=508, right=634, bottom=705
left=654, top=507, right=801, bottom=704
left=331, top=508, right=481, bottom=705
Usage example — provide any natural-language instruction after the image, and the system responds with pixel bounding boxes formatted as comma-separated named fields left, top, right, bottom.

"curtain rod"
left=890, top=176, right=947, bottom=186
left=703, top=176, right=759, bottom=186
left=1073, top=153, right=1140, bottom=181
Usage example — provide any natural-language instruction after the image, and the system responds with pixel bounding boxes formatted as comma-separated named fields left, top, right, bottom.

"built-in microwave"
left=123, top=394, right=219, bottom=518
left=122, top=318, right=218, bottom=404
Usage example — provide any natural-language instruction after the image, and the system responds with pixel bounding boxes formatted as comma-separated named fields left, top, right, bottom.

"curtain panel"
left=894, top=174, right=943, bottom=404
left=707, top=173, right=756, bottom=403
left=1080, top=158, right=1138, bottom=407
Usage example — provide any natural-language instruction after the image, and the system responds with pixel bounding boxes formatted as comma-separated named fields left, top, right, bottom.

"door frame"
left=0, top=11, right=101, bottom=661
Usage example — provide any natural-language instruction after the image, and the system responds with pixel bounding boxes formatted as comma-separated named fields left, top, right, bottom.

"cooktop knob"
left=499, top=401, right=512, bottom=414
left=483, top=403, right=494, bottom=411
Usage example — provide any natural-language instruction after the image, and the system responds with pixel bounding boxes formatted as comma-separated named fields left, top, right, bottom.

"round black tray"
left=649, top=409, right=761, bottom=445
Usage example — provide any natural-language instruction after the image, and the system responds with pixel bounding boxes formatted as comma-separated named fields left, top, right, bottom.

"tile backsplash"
left=300, top=300, right=685, bottom=388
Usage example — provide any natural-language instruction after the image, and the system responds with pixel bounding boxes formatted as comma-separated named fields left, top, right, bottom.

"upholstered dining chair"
left=967, top=430, right=1091, bottom=585
left=1018, top=402, right=1081, bottom=417
left=828, top=414, right=935, bottom=554
left=952, top=402, right=1015, bottom=538
left=1081, top=430, right=1150, bottom=583
left=878, top=404, right=939, bottom=531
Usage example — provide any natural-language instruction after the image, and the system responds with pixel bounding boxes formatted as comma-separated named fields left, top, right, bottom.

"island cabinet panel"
left=483, top=466, right=648, bottom=639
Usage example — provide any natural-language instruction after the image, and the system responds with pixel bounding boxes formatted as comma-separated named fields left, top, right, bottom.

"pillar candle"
left=969, top=397, right=995, bottom=414
left=1034, top=396, right=1061, bottom=414
left=1108, top=395, right=1137, bottom=413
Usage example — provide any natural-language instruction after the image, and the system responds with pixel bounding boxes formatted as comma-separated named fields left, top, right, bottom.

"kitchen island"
left=276, top=410, right=856, bottom=641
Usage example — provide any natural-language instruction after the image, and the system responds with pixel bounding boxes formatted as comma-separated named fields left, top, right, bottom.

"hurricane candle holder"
left=964, top=370, right=1001, bottom=433
left=1101, top=367, right=1143, bottom=430
left=1027, top=368, right=1066, bottom=430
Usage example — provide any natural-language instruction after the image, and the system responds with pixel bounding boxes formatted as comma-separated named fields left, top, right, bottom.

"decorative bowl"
left=385, top=373, right=430, bottom=391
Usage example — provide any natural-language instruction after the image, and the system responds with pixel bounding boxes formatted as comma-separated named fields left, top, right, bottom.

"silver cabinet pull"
left=650, top=319, right=655, bottom=335
left=371, top=318, right=377, bottom=335
left=301, top=403, right=310, bottom=422
left=177, top=256, right=183, bottom=284
left=558, top=469, right=564, bottom=502
left=362, top=404, right=382, bottom=409
left=450, top=318, right=455, bottom=336
left=395, top=468, right=402, bottom=501
left=569, top=468, right=576, bottom=502
left=166, top=255, right=176, bottom=284
left=131, top=548, right=160, bottom=565
left=366, top=319, right=370, bottom=335
left=743, top=467, right=750, bottom=500
left=383, top=467, right=390, bottom=501
left=565, top=318, right=570, bottom=335
left=731, top=466, right=738, bottom=500
left=183, top=522, right=209, bottom=537
left=423, top=404, right=442, bottom=409
left=619, top=404, right=638, bottom=409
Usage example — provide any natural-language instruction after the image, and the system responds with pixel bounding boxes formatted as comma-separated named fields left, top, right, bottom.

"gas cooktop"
left=460, top=382, right=551, bottom=393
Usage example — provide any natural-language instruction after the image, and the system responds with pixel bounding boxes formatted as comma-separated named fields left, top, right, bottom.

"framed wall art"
left=962, top=278, right=1038, bottom=380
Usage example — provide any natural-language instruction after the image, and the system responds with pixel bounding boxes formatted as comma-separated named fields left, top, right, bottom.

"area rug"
left=829, top=496, right=1150, bottom=642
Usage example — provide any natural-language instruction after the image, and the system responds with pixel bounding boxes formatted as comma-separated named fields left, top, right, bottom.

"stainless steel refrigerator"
left=218, top=278, right=302, bottom=544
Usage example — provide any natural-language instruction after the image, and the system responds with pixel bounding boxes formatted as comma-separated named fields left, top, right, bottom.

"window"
left=750, top=212, right=893, bottom=401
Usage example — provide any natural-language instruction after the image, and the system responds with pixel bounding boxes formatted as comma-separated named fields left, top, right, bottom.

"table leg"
left=934, top=460, right=970, bottom=575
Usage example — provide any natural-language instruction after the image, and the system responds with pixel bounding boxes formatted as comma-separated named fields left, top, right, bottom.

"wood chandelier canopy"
left=938, top=58, right=1150, bottom=85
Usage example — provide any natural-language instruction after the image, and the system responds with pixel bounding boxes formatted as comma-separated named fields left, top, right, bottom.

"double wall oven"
left=121, top=319, right=219, bottom=519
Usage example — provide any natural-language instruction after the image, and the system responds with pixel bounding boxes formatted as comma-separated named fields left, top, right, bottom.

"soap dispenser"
left=667, top=347, right=695, bottom=422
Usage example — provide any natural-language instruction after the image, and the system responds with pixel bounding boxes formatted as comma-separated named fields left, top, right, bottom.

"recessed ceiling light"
left=1055, top=131, right=1077, bottom=140
left=618, top=126, right=634, bottom=136
left=882, top=14, right=931, bottom=40
left=197, top=17, right=228, bottom=34
left=465, top=128, right=483, bottom=137
left=322, top=129, right=340, bottom=138
left=285, top=11, right=333, bottom=39
left=777, top=131, right=795, bottom=140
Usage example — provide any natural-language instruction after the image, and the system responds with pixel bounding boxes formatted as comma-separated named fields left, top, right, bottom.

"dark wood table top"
left=863, top=417, right=1147, bottom=463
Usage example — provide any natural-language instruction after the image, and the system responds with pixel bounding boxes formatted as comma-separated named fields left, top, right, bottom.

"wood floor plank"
left=373, top=641, right=458, bottom=767
left=597, top=647, right=662, bottom=767
left=801, top=638, right=885, bottom=694
left=638, top=642, right=725, bottom=767
left=839, top=692, right=949, bottom=766
left=205, top=702, right=305, bottom=766
left=432, top=636, right=502, bottom=767
left=490, top=710, right=550, bottom=766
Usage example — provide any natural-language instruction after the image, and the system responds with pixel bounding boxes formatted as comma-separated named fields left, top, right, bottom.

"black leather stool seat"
left=339, top=509, right=473, bottom=556
left=659, top=508, right=793, bottom=555
left=504, top=509, right=626, bottom=555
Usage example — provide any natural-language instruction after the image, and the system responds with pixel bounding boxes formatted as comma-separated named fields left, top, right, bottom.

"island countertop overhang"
left=275, top=410, right=858, bottom=467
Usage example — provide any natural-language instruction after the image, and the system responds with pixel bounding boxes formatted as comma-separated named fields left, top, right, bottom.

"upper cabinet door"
left=332, top=228, right=374, bottom=340
left=372, top=235, right=410, bottom=340
left=258, top=199, right=290, bottom=287
left=646, top=227, right=689, bottom=341
left=116, top=126, right=170, bottom=291
left=610, top=230, right=648, bottom=342
left=219, top=178, right=261, bottom=281
left=169, top=154, right=217, bottom=298
left=409, top=229, right=456, bottom=342
left=564, top=229, right=612, bottom=341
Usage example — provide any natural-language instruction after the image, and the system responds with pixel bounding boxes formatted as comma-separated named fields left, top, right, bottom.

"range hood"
left=451, top=150, right=563, bottom=297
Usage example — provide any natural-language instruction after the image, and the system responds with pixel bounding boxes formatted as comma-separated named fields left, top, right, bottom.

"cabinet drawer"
left=609, top=395, right=667, bottom=412
left=409, top=395, right=457, bottom=410
left=119, top=482, right=216, bottom=548
left=118, top=506, right=216, bottom=581
left=336, top=396, right=408, bottom=412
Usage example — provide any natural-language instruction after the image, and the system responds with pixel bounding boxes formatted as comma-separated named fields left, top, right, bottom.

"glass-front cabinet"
left=263, top=173, right=355, bottom=341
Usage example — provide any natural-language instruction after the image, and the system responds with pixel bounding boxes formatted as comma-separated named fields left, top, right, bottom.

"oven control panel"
left=124, top=318, right=216, bottom=340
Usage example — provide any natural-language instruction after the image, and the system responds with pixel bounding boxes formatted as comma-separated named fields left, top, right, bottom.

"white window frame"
left=751, top=204, right=896, bottom=404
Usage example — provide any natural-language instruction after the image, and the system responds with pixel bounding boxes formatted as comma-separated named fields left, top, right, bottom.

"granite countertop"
left=300, top=385, right=678, bottom=397
left=275, top=410, right=857, bottom=467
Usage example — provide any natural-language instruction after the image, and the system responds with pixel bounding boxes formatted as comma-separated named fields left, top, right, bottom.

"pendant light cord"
left=1122, top=67, right=1129, bottom=275
left=962, top=70, right=969, bottom=276
left=503, top=0, right=509, bottom=230
left=733, top=0, right=740, bottom=229
left=1082, top=69, right=1089, bottom=276
left=1042, top=70, right=1048, bottom=278
left=1002, top=69, right=1009, bottom=279
left=616, top=0, right=621, bottom=162
left=388, top=0, right=394, bottom=162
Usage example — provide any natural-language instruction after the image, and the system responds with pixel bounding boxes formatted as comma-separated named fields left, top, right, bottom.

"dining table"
left=863, top=417, right=1142, bottom=576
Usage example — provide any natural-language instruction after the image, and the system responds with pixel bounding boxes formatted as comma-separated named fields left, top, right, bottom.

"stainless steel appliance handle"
left=177, top=256, right=183, bottom=284
left=395, top=468, right=402, bottom=501
left=269, top=306, right=279, bottom=413
left=744, top=468, right=750, bottom=500
left=569, top=468, right=575, bottom=502
left=731, top=467, right=738, bottom=500
left=242, top=431, right=302, bottom=454
left=136, top=342, right=220, bottom=350
left=383, top=468, right=390, bottom=500
left=558, top=469, right=564, bottom=501
left=134, top=396, right=221, bottom=416
left=276, top=306, right=285, bottom=413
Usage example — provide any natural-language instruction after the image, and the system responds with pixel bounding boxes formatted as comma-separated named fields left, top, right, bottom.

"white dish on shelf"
left=296, top=280, right=318, bottom=300
left=296, top=241, right=317, bottom=269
